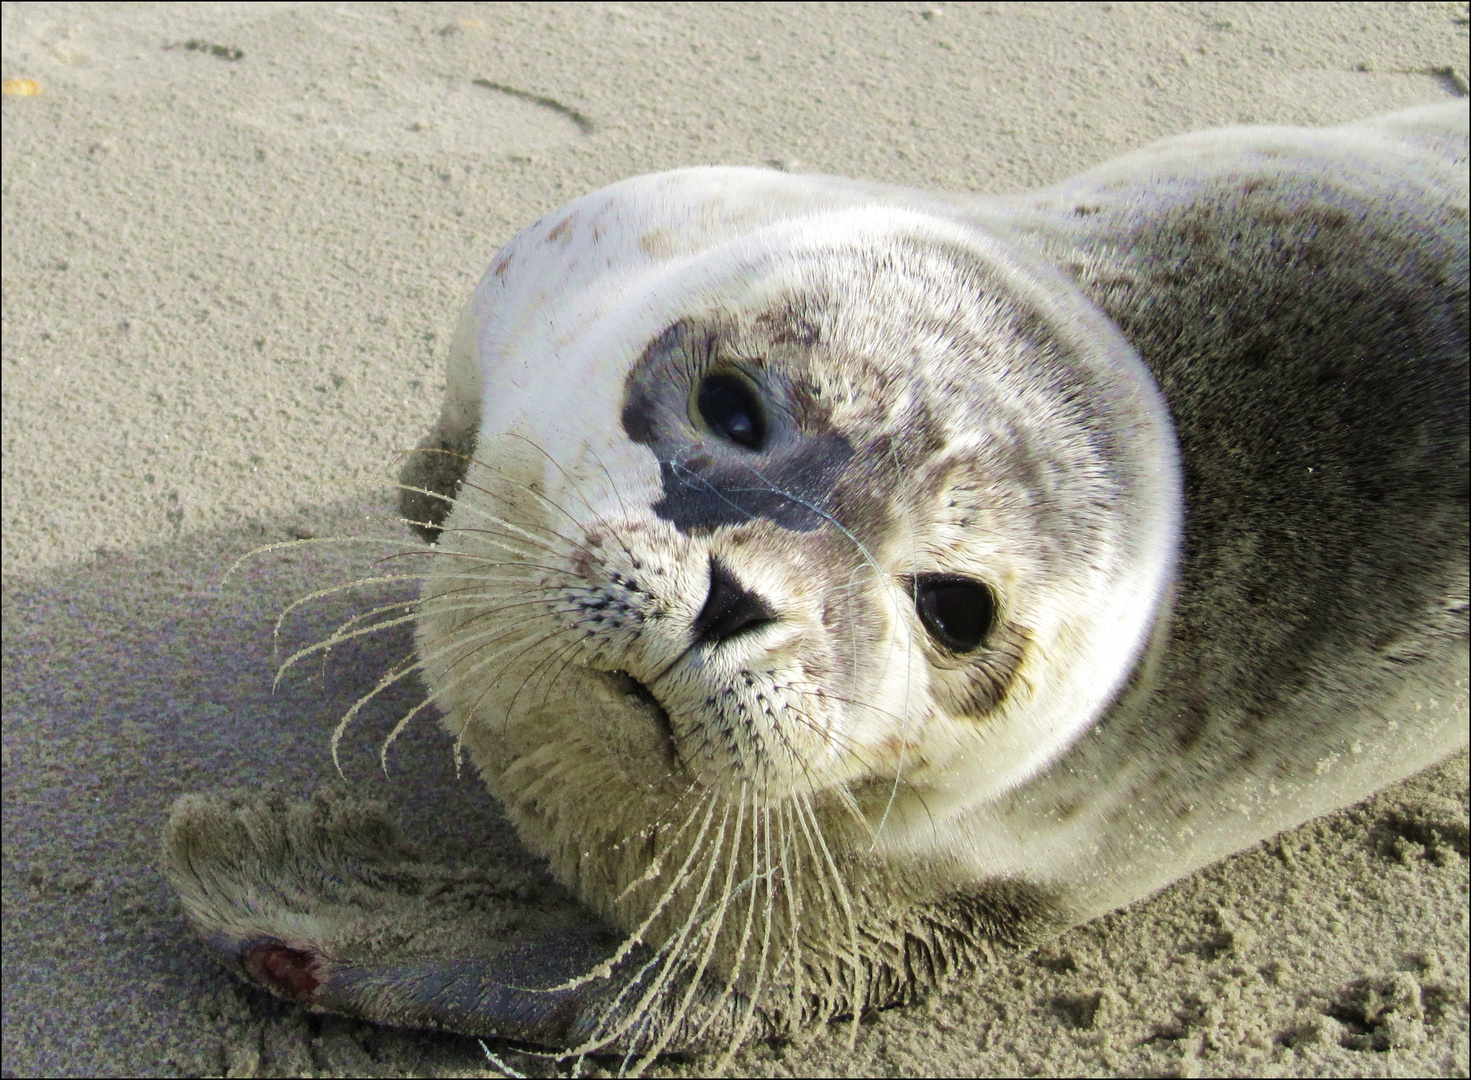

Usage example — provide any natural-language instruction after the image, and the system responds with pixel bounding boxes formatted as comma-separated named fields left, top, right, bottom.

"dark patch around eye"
left=622, top=317, right=855, bottom=534
left=648, top=439, right=852, bottom=533
left=914, top=575, right=995, bottom=653
left=621, top=319, right=691, bottom=445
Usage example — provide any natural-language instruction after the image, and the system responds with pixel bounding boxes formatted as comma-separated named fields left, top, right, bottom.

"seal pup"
left=165, top=101, right=1468, bottom=1064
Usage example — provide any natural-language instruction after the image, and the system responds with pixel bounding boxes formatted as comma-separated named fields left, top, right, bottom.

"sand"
left=2, top=2, right=1467, bottom=1076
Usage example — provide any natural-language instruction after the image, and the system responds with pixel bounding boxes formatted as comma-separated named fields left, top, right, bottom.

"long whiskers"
left=331, top=606, right=573, bottom=774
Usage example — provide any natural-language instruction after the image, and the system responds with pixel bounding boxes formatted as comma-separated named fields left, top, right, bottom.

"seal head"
left=421, top=209, right=1179, bottom=817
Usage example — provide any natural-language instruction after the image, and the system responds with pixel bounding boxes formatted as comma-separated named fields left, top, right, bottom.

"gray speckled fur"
left=988, top=105, right=1468, bottom=914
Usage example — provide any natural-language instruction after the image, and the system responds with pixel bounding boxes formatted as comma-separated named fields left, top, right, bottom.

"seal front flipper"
left=161, top=788, right=764, bottom=1052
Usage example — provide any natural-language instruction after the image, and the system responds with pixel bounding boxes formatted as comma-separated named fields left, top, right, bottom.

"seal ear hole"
left=695, top=372, right=766, bottom=450
left=914, top=575, right=995, bottom=654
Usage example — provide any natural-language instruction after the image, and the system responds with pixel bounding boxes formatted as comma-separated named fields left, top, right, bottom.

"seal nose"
left=693, top=560, right=774, bottom=645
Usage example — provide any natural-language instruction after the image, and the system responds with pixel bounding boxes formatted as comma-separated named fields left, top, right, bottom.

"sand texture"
left=3, top=2, right=1468, bottom=1076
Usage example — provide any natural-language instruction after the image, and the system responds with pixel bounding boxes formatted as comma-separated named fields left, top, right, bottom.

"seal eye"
left=915, top=575, right=995, bottom=653
left=697, top=374, right=765, bottom=450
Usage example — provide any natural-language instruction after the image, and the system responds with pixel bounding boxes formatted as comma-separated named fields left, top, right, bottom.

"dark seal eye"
left=914, top=575, right=995, bottom=654
left=697, top=373, right=765, bottom=450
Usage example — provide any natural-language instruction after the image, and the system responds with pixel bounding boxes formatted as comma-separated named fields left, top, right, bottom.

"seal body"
left=168, top=102, right=1468, bottom=1056
left=399, top=101, right=1468, bottom=1037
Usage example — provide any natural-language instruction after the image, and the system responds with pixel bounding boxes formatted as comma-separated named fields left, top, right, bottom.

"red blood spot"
left=244, top=942, right=320, bottom=1000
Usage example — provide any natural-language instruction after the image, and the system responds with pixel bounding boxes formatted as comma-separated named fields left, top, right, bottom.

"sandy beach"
left=2, top=2, right=1467, bottom=1076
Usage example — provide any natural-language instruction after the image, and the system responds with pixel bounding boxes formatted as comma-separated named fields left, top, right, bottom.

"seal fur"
left=165, top=101, right=1468, bottom=1062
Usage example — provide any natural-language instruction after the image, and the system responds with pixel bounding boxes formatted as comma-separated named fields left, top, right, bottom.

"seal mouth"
left=602, top=669, right=676, bottom=751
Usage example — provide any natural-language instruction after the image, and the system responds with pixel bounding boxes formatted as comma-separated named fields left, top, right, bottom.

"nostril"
left=692, top=559, right=775, bottom=645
